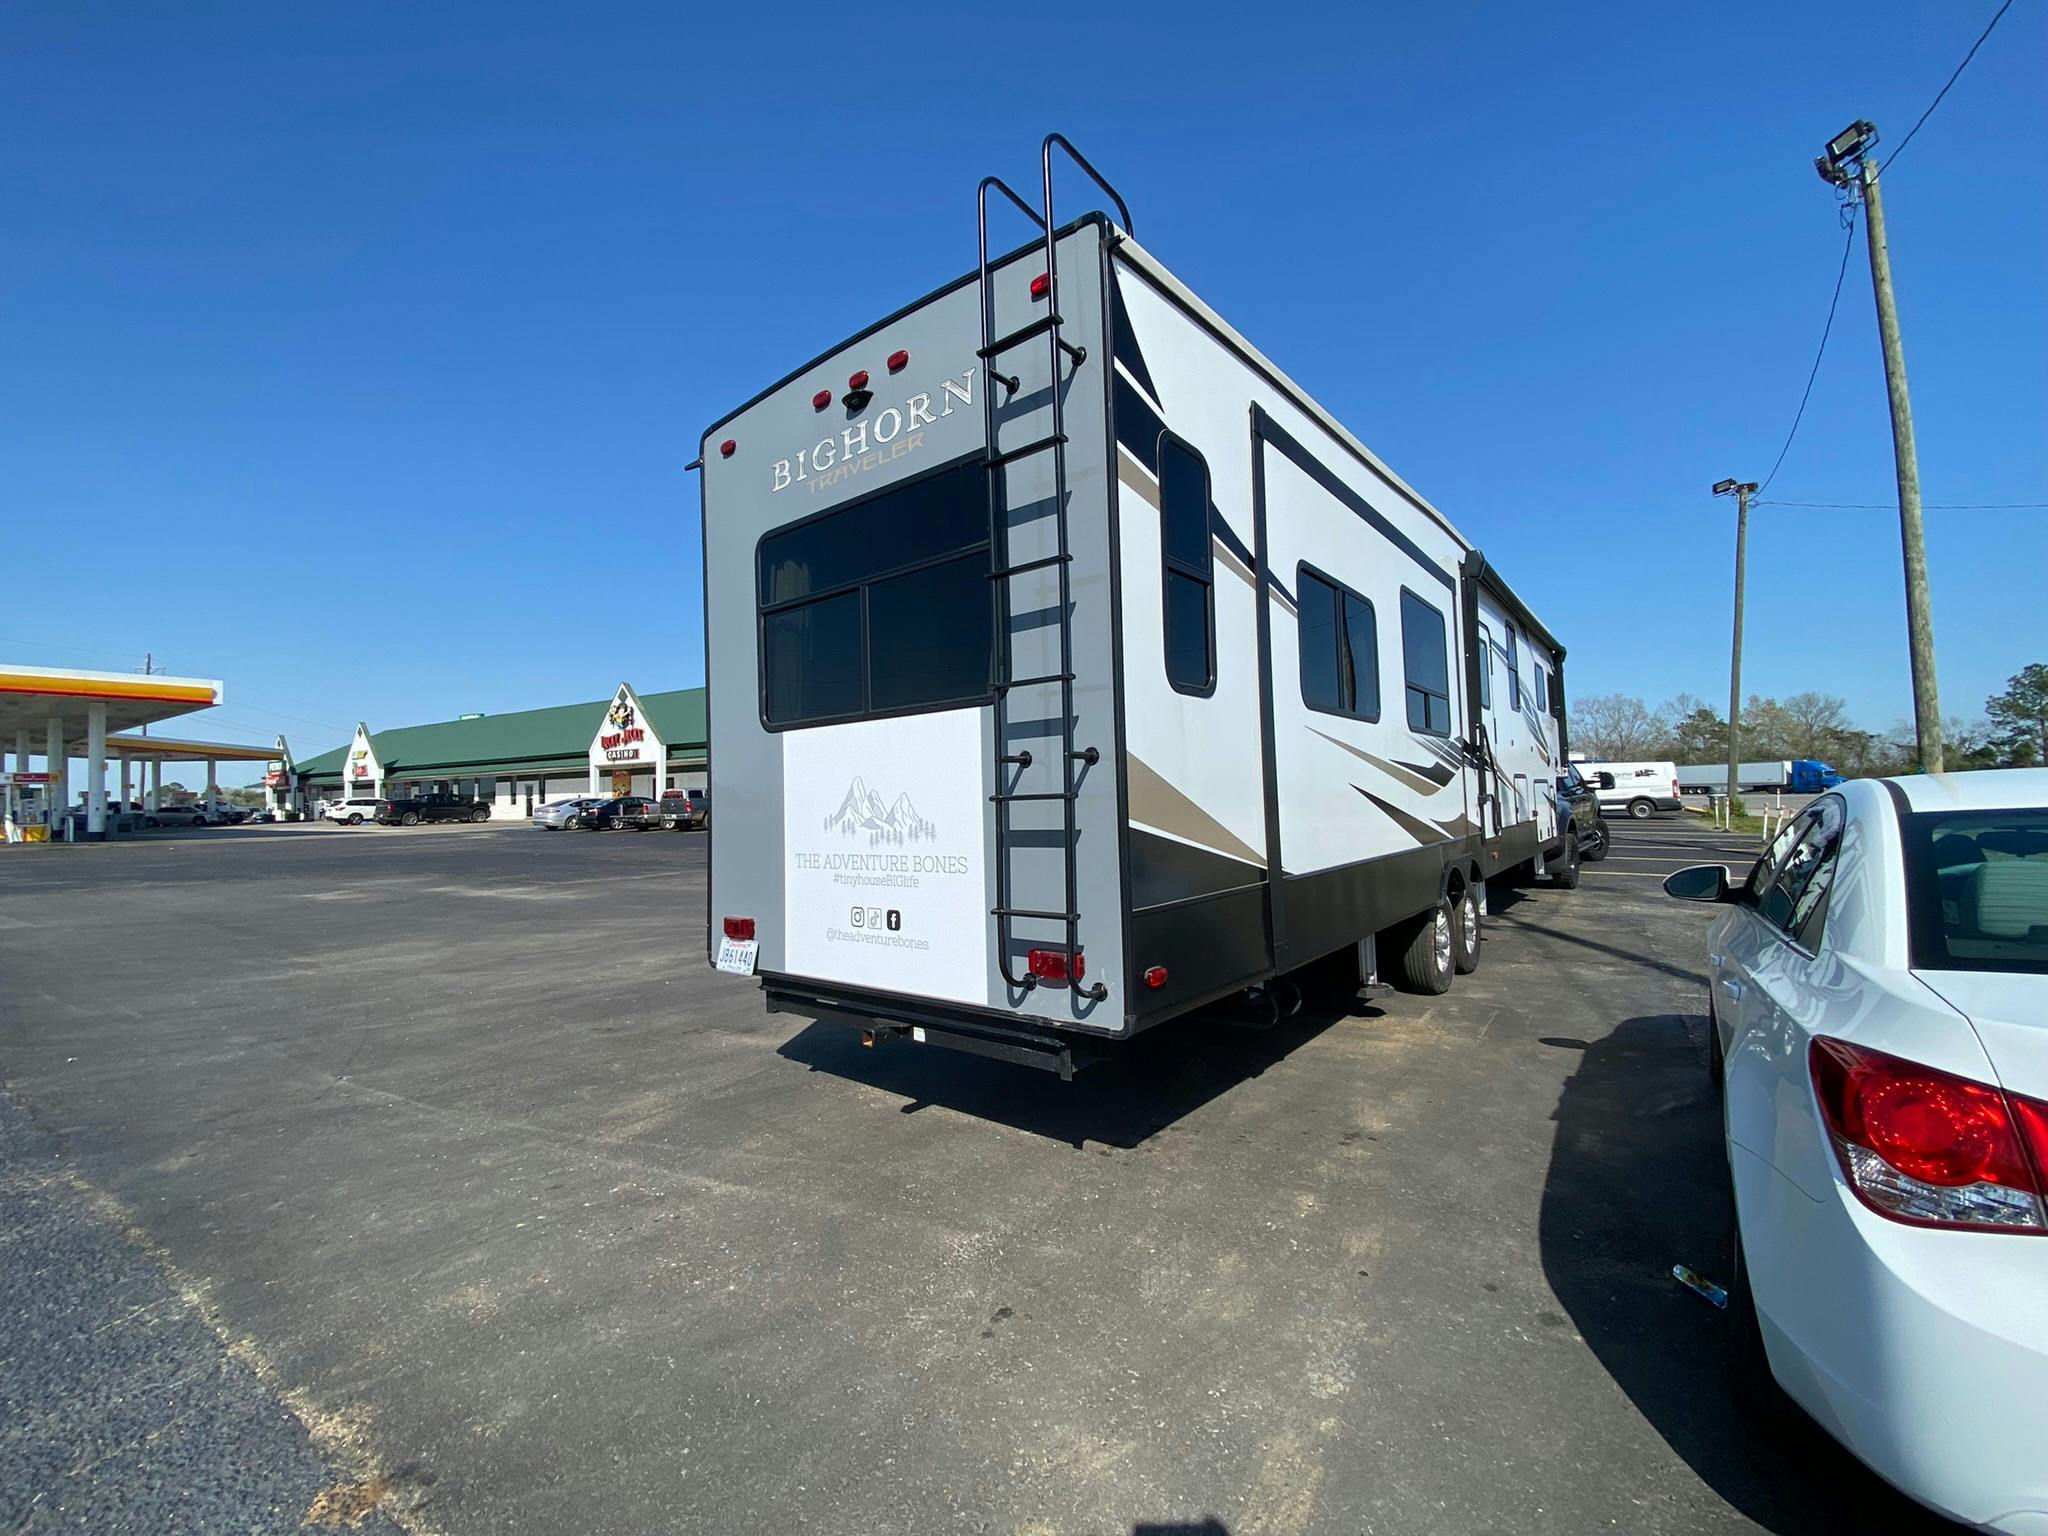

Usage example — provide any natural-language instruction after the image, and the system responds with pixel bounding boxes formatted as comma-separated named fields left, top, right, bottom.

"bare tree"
left=1780, top=692, right=1851, bottom=759
left=1571, top=693, right=1668, bottom=759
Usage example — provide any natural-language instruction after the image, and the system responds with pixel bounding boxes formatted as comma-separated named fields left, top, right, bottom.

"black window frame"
left=754, top=453, right=995, bottom=732
left=1532, top=664, right=1549, bottom=713
left=1503, top=623, right=1522, bottom=711
left=1157, top=429, right=1216, bottom=698
left=1295, top=561, right=1380, bottom=723
left=1398, top=585, right=1454, bottom=738
left=1476, top=623, right=1493, bottom=711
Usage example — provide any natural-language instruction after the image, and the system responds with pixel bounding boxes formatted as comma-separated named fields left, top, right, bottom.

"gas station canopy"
left=97, top=735, right=278, bottom=764
left=0, top=664, right=223, bottom=739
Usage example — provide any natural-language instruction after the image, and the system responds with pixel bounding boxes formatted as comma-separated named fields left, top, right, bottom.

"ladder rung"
left=991, top=791, right=1077, bottom=804
left=991, top=906, right=1080, bottom=922
left=990, top=553, right=1070, bottom=581
left=986, top=433, right=1067, bottom=469
left=978, top=316, right=1062, bottom=357
left=996, top=671, right=1072, bottom=691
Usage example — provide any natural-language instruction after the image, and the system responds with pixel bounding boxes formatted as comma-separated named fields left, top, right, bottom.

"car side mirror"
left=1663, top=864, right=1734, bottom=903
left=1596, top=772, right=1615, bottom=790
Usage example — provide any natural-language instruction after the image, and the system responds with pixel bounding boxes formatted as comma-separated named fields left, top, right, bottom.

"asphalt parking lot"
left=0, top=815, right=1962, bottom=1535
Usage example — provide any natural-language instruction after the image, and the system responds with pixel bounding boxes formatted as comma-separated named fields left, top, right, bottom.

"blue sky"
left=4, top=1, right=2042, bottom=778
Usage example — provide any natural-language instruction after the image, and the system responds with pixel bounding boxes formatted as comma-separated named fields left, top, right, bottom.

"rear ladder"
left=974, top=134, right=1133, bottom=1003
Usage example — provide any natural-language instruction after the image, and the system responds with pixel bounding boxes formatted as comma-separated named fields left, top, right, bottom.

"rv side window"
left=1399, top=588, right=1453, bottom=736
left=1158, top=433, right=1214, bottom=694
left=1296, top=564, right=1379, bottom=721
left=1477, top=625, right=1493, bottom=710
left=1532, top=665, right=1549, bottom=713
left=1504, top=625, right=1522, bottom=710
left=757, top=459, right=991, bottom=726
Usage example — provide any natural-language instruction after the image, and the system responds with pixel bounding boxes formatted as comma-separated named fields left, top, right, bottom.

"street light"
left=1816, top=119, right=1877, bottom=186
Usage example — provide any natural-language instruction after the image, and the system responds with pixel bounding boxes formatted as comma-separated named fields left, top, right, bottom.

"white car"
left=532, top=797, right=604, bottom=830
left=322, top=797, right=383, bottom=826
left=1665, top=770, right=2047, bottom=1531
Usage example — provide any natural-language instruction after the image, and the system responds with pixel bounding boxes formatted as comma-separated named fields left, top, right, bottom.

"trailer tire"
left=1452, top=883, right=1482, bottom=975
left=1626, top=797, right=1655, bottom=820
left=1391, top=899, right=1455, bottom=996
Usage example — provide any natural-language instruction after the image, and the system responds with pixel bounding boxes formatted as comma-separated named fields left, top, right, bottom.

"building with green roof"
left=292, top=682, right=705, bottom=818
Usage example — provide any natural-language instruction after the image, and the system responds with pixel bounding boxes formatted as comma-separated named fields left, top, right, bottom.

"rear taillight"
left=1029, top=271, right=1051, bottom=301
left=723, top=916, right=755, bottom=941
left=1026, top=947, right=1083, bottom=983
left=1809, top=1038, right=2048, bottom=1232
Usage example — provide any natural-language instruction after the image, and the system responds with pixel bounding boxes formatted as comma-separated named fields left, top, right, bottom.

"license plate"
left=714, top=937, right=759, bottom=976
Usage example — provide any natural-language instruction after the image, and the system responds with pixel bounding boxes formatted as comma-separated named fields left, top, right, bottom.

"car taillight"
left=723, top=917, right=755, bottom=941
left=1026, top=948, right=1083, bottom=982
left=1809, top=1038, right=2048, bottom=1232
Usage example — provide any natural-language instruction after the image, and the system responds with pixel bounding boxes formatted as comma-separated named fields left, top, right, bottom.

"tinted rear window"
left=1903, top=808, right=2048, bottom=974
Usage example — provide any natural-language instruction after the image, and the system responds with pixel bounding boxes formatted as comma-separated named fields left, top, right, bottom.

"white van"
left=1575, top=760, right=1680, bottom=820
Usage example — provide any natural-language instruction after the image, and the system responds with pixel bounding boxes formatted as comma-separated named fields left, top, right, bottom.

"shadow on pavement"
left=1540, top=1013, right=1964, bottom=1534
left=777, top=969, right=1364, bottom=1150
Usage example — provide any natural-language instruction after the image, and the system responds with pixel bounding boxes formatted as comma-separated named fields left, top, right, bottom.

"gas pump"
left=1, top=771, right=53, bottom=843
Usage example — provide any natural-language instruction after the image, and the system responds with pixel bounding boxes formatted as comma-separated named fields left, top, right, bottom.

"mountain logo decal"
left=825, top=777, right=936, bottom=846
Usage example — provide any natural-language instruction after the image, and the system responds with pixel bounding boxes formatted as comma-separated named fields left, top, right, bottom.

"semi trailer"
left=1676, top=759, right=1845, bottom=796
left=695, top=135, right=1572, bottom=1076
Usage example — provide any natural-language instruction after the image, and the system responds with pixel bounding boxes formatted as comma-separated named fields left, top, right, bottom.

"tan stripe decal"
left=1116, top=448, right=1160, bottom=508
left=1213, top=540, right=1255, bottom=590
left=1126, top=752, right=1266, bottom=868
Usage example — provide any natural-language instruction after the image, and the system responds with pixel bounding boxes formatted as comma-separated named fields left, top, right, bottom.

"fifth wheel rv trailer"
left=696, top=135, right=1571, bottom=1076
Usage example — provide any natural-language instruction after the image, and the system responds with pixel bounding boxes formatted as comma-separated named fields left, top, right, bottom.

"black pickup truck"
left=1556, top=764, right=1612, bottom=862
left=376, top=793, right=492, bottom=826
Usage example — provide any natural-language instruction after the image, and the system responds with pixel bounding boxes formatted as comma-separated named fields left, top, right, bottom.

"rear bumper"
left=763, top=976, right=1124, bottom=1077
left=1736, top=1145, right=2048, bottom=1530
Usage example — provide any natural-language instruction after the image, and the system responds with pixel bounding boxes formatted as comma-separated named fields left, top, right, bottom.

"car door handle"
left=1719, top=978, right=1744, bottom=1001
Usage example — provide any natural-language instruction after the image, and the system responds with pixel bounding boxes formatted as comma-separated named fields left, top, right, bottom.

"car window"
left=1759, top=796, right=1845, bottom=948
left=1743, top=811, right=1810, bottom=905
left=1901, top=808, right=2048, bottom=975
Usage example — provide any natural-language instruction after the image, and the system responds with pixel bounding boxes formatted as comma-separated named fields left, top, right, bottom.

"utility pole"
left=1713, top=479, right=1756, bottom=808
left=1817, top=120, right=1943, bottom=772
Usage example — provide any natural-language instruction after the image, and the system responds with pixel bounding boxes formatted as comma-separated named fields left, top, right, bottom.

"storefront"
left=293, top=684, right=707, bottom=818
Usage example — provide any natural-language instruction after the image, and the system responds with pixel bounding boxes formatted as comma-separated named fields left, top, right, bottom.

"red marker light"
left=1143, top=966, right=1169, bottom=990
left=719, top=440, right=736, bottom=459
left=1029, top=272, right=1051, bottom=300
left=887, top=349, right=909, bottom=373
left=848, top=369, right=870, bottom=391
left=812, top=389, right=832, bottom=411
left=1027, top=948, right=1084, bottom=983
left=723, top=916, right=755, bottom=940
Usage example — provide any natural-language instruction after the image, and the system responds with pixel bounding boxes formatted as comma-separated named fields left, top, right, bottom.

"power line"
left=1757, top=207, right=1859, bottom=495
left=1758, top=499, right=2047, bottom=510
left=1883, top=0, right=2017, bottom=171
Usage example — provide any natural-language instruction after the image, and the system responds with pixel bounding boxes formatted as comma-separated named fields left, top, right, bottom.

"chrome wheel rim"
left=1463, top=890, right=1479, bottom=948
left=1434, top=907, right=1453, bottom=974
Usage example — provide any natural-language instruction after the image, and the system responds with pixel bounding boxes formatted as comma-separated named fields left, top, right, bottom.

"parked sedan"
left=144, top=804, right=210, bottom=827
left=533, top=797, right=604, bottom=830
left=572, top=796, right=658, bottom=831
left=1664, top=770, right=2048, bottom=1531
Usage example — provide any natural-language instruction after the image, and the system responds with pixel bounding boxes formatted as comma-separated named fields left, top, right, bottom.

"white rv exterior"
left=697, top=142, right=1569, bottom=1073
